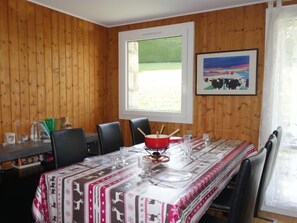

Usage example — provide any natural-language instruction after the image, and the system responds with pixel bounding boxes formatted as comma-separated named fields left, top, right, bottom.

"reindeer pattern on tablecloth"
left=110, top=188, right=125, bottom=222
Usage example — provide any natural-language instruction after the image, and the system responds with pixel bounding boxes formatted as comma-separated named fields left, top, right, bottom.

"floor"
left=254, top=211, right=297, bottom=223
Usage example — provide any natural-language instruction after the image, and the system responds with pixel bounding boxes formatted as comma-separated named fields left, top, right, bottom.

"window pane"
left=119, top=22, right=194, bottom=124
left=127, top=37, right=182, bottom=112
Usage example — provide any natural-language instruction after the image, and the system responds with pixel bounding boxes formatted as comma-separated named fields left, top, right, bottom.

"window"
left=119, top=22, right=194, bottom=123
left=260, top=3, right=297, bottom=217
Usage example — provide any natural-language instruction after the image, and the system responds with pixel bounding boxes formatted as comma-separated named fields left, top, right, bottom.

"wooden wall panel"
left=108, top=4, right=267, bottom=147
left=83, top=21, right=90, bottom=130
left=58, top=13, right=66, bottom=118
left=72, top=18, right=79, bottom=129
left=65, top=16, right=73, bottom=122
left=0, top=0, right=11, bottom=137
left=77, top=20, right=84, bottom=128
left=8, top=0, right=20, bottom=132
left=27, top=3, right=38, bottom=124
left=18, top=0, right=30, bottom=128
left=36, top=7, right=46, bottom=120
left=43, top=9, right=53, bottom=119
left=0, top=0, right=108, bottom=142
left=51, top=11, right=60, bottom=119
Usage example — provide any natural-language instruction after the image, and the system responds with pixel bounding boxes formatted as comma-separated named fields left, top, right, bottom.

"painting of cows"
left=196, top=49, right=257, bottom=95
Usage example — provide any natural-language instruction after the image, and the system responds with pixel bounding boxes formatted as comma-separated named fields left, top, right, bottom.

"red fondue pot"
left=145, top=134, right=170, bottom=149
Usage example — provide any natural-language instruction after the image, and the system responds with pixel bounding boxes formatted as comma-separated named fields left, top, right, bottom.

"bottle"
left=30, top=121, right=39, bottom=141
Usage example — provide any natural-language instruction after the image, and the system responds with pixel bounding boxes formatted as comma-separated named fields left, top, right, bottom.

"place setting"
left=137, top=153, right=194, bottom=189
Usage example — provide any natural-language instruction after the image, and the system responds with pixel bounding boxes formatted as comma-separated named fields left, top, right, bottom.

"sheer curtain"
left=259, top=0, right=297, bottom=217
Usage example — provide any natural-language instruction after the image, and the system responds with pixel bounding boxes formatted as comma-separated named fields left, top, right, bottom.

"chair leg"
left=255, top=213, right=278, bottom=223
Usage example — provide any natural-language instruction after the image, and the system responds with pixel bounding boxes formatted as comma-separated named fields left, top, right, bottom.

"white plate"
left=154, top=169, right=192, bottom=182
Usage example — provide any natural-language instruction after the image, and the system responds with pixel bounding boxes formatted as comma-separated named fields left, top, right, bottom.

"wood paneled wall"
left=108, top=4, right=266, bottom=147
left=0, top=0, right=108, bottom=142
left=0, top=0, right=270, bottom=147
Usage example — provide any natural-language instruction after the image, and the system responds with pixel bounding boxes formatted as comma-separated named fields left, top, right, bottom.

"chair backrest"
left=129, top=117, right=151, bottom=145
left=272, top=126, right=282, bottom=171
left=228, top=147, right=266, bottom=223
left=254, top=134, right=277, bottom=215
left=97, top=121, right=124, bottom=155
left=50, top=128, right=88, bottom=168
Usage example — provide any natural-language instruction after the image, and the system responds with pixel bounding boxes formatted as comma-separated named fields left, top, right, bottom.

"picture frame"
left=196, top=49, right=258, bottom=95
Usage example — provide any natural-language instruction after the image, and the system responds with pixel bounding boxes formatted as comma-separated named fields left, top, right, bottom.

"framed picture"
left=196, top=49, right=258, bottom=95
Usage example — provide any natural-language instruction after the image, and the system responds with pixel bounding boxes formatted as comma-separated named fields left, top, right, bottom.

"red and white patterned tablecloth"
left=32, top=138, right=256, bottom=223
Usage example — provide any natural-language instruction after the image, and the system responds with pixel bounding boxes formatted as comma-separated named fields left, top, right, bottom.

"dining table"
left=32, top=137, right=257, bottom=223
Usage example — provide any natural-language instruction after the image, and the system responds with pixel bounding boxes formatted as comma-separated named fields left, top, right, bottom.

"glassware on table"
left=185, top=144, right=193, bottom=156
left=111, top=155, right=119, bottom=169
left=15, top=121, right=23, bottom=144
left=138, top=156, right=152, bottom=178
left=183, top=130, right=193, bottom=145
left=180, top=141, right=192, bottom=158
left=203, top=133, right=210, bottom=146
left=120, top=146, right=129, bottom=166
left=185, top=130, right=193, bottom=139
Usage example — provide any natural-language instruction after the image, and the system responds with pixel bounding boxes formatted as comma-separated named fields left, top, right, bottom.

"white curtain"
left=259, top=0, right=297, bottom=217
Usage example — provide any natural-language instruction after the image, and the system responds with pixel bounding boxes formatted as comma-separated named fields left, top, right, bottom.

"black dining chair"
left=226, top=127, right=282, bottom=189
left=209, top=134, right=278, bottom=222
left=50, top=128, right=89, bottom=168
left=129, top=117, right=151, bottom=145
left=254, top=126, right=282, bottom=222
left=199, top=147, right=267, bottom=223
left=96, top=121, right=124, bottom=155
left=269, top=126, right=282, bottom=183
left=254, top=134, right=278, bottom=222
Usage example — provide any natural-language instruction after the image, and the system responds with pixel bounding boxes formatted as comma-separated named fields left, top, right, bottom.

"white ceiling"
left=28, top=0, right=269, bottom=27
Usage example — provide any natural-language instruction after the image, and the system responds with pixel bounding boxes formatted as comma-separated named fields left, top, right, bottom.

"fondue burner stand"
left=144, top=147, right=170, bottom=163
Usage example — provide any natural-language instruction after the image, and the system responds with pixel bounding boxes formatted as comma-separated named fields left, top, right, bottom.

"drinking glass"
left=183, top=130, right=192, bottom=143
left=138, top=156, right=152, bottom=178
left=203, top=133, right=210, bottom=146
left=15, top=121, right=23, bottom=144
left=180, top=142, right=192, bottom=158
left=120, top=147, right=129, bottom=166
left=185, top=130, right=193, bottom=139
left=111, top=155, right=119, bottom=169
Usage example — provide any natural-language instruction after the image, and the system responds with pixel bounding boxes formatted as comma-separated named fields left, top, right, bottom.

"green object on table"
left=45, top=118, right=55, bottom=132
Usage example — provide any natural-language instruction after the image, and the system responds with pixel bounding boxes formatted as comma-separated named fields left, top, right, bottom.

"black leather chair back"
left=97, top=121, right=124, bottom=155
left=129, top=117, right=151, bottom=145
left=51, top=128, right=88, bottom=168
left=254, top=134, right=277, bottom=215
left=272, top=126, right=282, bottom=173
left=228, top=147, right=266, bottom=223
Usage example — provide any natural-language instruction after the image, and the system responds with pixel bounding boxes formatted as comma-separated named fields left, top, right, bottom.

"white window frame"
left=119, top=22, right=194, bottom=124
